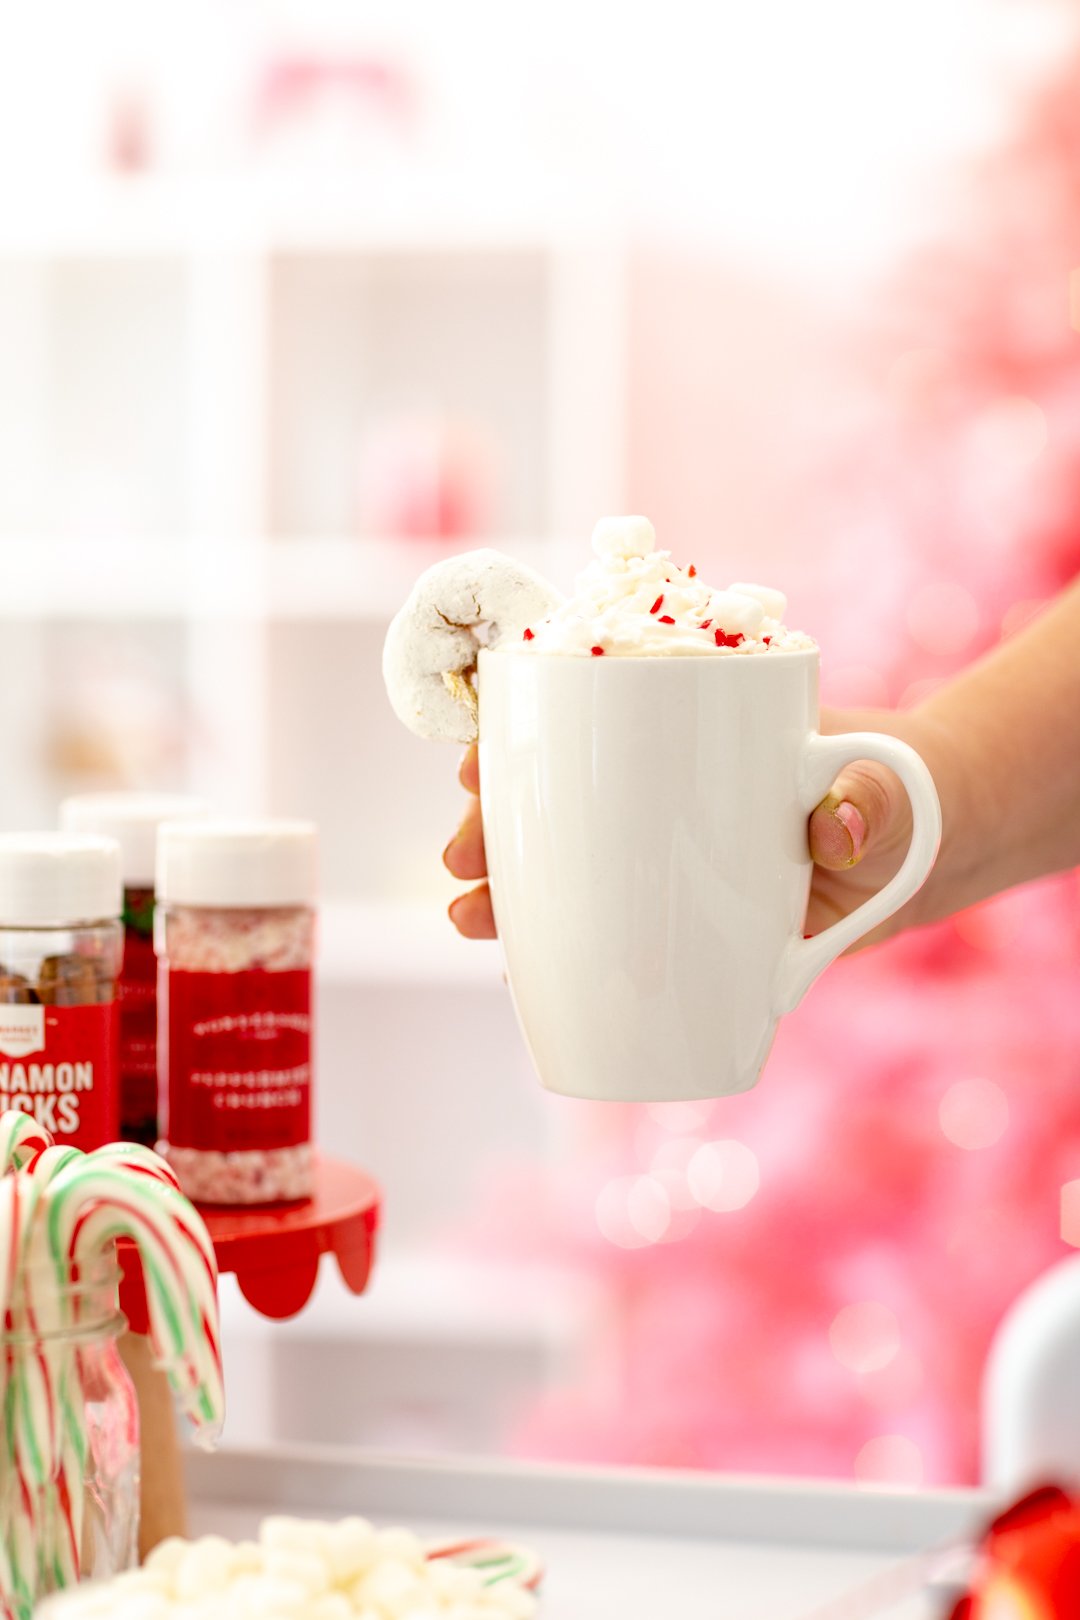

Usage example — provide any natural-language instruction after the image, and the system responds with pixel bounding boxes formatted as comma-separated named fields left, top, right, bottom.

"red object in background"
left=952, top=1486, right=1080, bottom=1618
left=118, top=1155, right=380, bottom=1330
left=118, top=891, right=158, bottom=1147
left=354, top=417, right=496, bottom=542
left=253, top=56, right=415, bottom=138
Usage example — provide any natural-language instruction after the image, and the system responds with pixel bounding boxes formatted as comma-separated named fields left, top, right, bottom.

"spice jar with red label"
left=0, top=833, right=123, bottom=1148
left=60, top=792, right=208, bottom=1148
left=156, top=819, right=317, bottom=1205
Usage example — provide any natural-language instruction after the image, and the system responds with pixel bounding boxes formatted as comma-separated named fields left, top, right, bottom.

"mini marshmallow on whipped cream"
left=515, top=516, right=814, bottom=658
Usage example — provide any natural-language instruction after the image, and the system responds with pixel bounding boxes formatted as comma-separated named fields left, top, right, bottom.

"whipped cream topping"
left=515, top=517, right=814, bottom=657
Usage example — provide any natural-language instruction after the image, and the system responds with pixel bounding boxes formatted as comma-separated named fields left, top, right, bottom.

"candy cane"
left=0, top=1114, right=52, bottom=1176
left=0, top=1113, right=224, bottom=1618
left=0, top=1133, right=65, bottom=1619
left=3, top=1477, right=38, bottom=1620
left=427, top=1537, right=544, bottom=1591
left=3, top=1156, right=85, bottom=1610
left=45, top=1159, right=223, bottom=1438
left=7, top=1150, right=85, bottom=1496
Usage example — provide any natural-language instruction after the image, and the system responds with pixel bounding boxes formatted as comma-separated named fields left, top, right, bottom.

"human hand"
left=805, top=708, right=945, bottom=948
left=445, top=711, right=949, bottom=945
left=443, top=745, right=496, bottom=938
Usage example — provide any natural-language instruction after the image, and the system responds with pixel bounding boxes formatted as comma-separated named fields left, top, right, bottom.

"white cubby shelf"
left=0, top=171, right=625, bottom=1280
left=0, top=192, right=627, bottom=906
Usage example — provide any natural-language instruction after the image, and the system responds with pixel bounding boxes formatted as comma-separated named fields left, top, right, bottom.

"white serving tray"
left=185, top=1445, right=996, bottom=1619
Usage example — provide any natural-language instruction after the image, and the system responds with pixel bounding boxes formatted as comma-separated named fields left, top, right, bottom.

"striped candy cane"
left=0, top=1113, right=224, bottom=1619
left=0, top=1115, right=52, bottom=1176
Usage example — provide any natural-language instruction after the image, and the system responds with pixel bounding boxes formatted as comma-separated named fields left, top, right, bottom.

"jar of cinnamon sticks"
left=0, top=834, right=122, bottom=1148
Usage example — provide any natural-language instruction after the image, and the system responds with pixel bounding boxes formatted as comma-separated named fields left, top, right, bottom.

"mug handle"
left=774, top=731, right=943, bottom=1015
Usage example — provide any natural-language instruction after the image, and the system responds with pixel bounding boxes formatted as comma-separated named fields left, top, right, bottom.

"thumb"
left=808, top=760, right=912, bottom=871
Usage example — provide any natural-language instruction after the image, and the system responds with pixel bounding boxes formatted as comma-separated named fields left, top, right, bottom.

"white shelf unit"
left=0, top=178, right=626, bottom=1288
left=0, top=178, right=629, bottom=886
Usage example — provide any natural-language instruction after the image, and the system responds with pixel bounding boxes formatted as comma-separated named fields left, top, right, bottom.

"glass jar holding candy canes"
left=0, top=1253, right=139, bottom=1611
left=59, top=794, right=209, bottom=1150
left=156, top=820, right=317, bottom=1205
left=0, top=1110, right=224, bottom=1620
left=0, top=834, right=123, bottom=1151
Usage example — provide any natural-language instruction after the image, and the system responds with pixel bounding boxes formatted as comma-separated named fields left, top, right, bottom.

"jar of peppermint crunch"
left=156, top=820, right=317, bottom=1206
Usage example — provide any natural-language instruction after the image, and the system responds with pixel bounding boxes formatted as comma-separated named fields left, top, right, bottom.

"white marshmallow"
left=261, top=1517, right=323, bottom=1555
left=113, top=1597, right=173, bottom=1620
left=382, top=549, right=563, bottom=743
left=427, top=1564, right=485, bottom=1601
left=729, top=581, right=788, bottom=621
left=590, top=514, right=656, bottom=561
left=175, top=1538, right=236, bottom=1601
left=230, top=1574, right=307, bottom=1616
left=263, top=1548, right=331, bottom=1596
left=309, top=1597, right=355, bottom=1620
left=707, top=590, right=766, bottom=636
left=230, top=1541, right=264, bottom=1575
left=371, top=1528, right=425, bottom=1567
left=147, top=1538, right=192, bottom=1577
left=351, top=1558, right=429, bottom=1611
left=322, top=1519, right=376, bottom=1583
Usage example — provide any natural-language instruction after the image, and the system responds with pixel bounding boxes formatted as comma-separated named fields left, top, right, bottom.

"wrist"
left=898, top=700, right=980, bottom=927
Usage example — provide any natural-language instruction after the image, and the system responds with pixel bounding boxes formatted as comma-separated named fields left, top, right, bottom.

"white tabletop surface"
left=186, top=1447, right=992, bottom=1620
left=191, top=1502, right=935, bottom=1619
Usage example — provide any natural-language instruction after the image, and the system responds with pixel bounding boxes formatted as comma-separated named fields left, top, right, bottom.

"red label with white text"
left=0, top=1002, right=119, bottom=1148
left=164, top=969, right=311, bottom=1152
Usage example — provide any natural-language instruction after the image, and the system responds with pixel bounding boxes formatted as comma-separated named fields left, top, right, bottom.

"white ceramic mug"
left=478, top=647, right=941, bottom=1102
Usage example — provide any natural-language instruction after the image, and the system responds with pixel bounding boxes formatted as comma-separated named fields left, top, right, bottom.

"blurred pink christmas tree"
left=466, top=43, right=1080, bottom=1487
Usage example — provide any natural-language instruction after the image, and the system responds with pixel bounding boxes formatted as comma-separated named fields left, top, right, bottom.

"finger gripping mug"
left=478, top=646, right=941, bottom=1102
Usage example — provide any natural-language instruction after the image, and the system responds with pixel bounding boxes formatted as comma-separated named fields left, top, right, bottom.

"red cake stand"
left=116, top=1156, right=381, bottom=1555
left=118, top=1155, right=381, bottom=1330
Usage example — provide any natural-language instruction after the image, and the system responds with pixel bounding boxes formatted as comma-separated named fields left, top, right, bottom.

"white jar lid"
left=157, top=820, right=318, bottom=909
left=59, top=792, right=209, bottom=888
left=0, top=833, right=122, bottom=927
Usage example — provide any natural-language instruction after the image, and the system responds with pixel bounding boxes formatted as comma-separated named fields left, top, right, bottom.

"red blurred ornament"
left=952, top=1486, right=1080, bottom=1619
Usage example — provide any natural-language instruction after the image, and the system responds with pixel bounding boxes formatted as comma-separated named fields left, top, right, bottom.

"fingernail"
left=448, top=895, right=465, bottom=924
left=835, top=800, right=866, bottom=866
left=442, top=832, right=461, bottom=868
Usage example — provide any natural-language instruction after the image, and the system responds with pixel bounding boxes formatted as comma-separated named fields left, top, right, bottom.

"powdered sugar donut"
left=382, top=550, right=562, bottom=744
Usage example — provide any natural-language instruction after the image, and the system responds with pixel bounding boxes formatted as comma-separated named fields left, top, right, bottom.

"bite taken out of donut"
left=382, top=549, right=562, bottom=743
